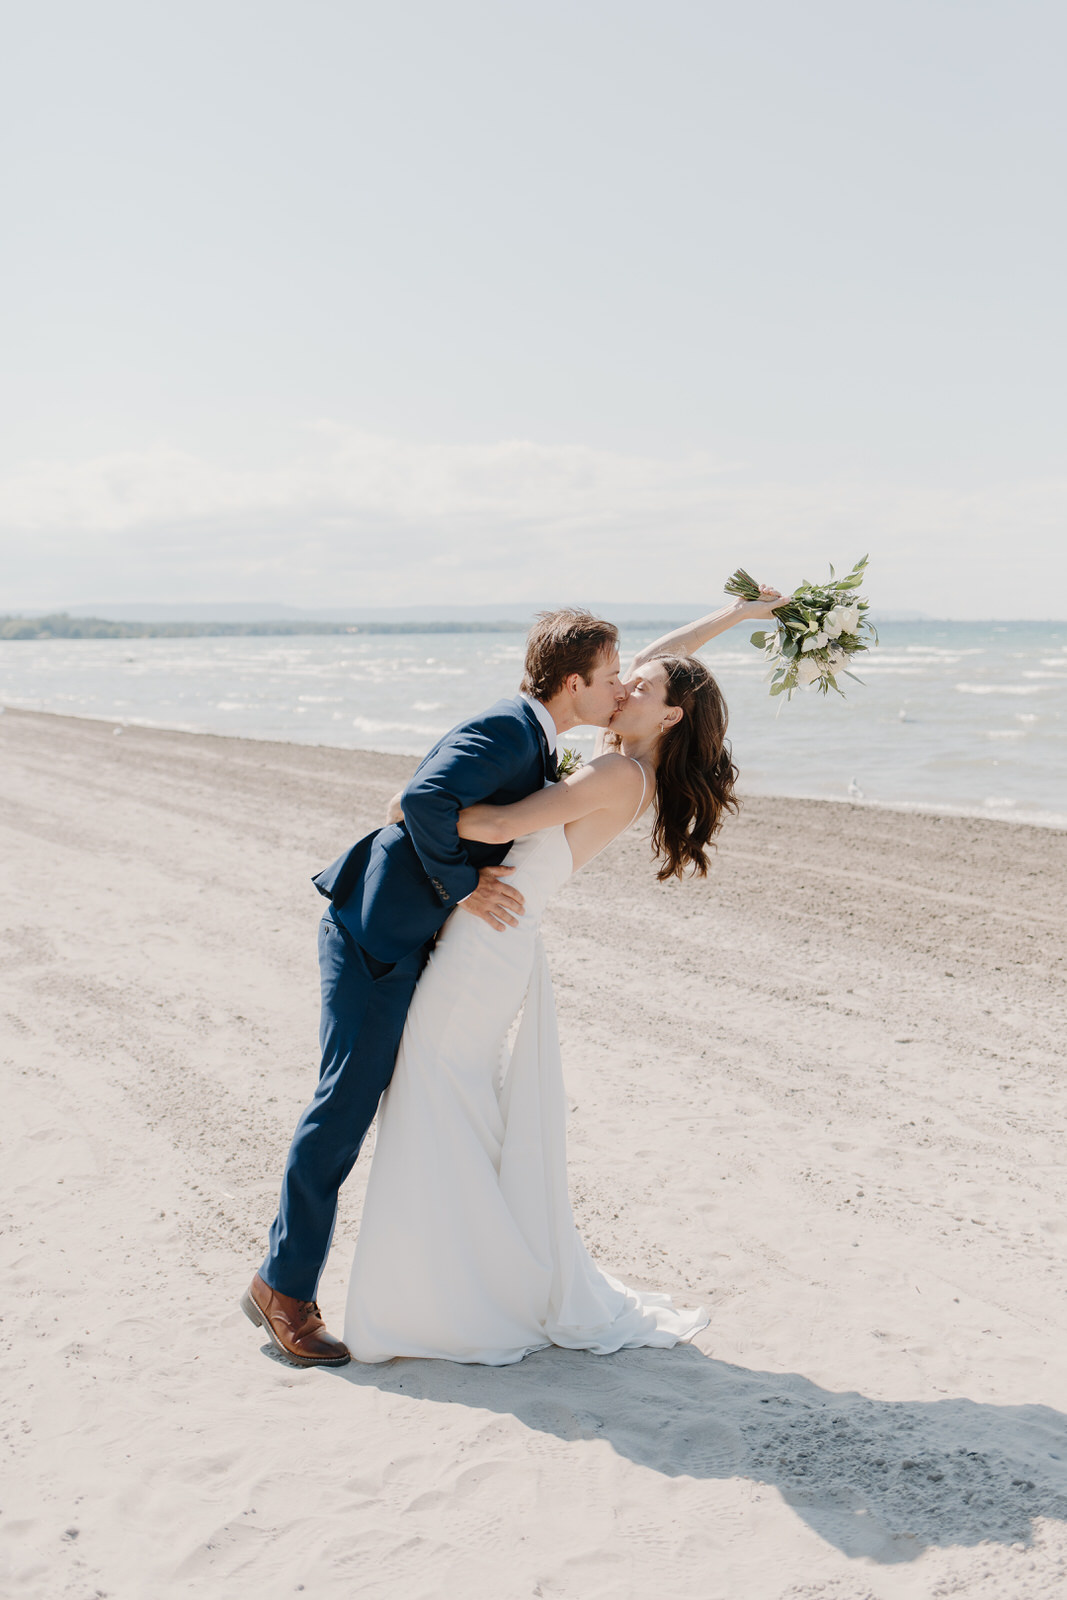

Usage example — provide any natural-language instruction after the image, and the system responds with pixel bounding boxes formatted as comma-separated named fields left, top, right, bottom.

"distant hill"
left=0, top=613, right=525, bottom=640
left=13, top=600, right=707, bottom=626
left=0, top=603, right=717, bottom=639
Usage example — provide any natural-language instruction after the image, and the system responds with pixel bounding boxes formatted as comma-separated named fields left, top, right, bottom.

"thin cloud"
left=2, top=426, right=1065, bottom=615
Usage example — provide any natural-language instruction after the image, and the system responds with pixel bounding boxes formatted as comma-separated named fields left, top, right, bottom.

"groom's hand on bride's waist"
left=459, top=866, right=525, bottom=931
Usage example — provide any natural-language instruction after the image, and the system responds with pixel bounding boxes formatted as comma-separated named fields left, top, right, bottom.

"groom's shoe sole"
left=240, top=1286, right=351, bottom=1368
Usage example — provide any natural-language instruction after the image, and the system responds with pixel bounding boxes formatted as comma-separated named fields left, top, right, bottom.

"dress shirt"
left=519, top=692, right=559, bottom=777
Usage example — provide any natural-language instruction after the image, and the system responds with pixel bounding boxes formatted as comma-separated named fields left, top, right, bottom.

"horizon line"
left=3, top=606, right=1067, bottom=627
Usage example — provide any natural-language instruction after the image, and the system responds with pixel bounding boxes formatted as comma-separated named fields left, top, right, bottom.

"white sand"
left=2, top=705, right=1066, bottom=1600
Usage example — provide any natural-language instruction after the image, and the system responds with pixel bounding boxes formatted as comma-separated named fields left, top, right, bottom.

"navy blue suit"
left=262, top=696, right=555, bottom=1300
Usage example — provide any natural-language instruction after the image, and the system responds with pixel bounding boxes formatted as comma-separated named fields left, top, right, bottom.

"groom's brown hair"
left=521, top=608, right=619, bottom=702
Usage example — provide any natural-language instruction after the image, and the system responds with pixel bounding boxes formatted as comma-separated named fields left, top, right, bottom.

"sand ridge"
left=2, top=706, right=1066, bottom=1599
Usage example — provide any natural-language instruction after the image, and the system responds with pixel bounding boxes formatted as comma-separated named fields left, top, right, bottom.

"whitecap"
left=852, top=666, right=927, bottom=675
left=871, top=653, right=962, bottom=666
left=955, top=683, right=1045, bottom=695
left=351, top=715, right=446, bottom=736
left=903, top=645, right=984, bottom=657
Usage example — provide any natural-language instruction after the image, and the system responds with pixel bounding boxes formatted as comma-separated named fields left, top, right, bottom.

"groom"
left=243, top=609, right=628, bottom=1366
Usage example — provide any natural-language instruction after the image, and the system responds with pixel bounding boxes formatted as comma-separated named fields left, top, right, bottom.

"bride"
left=344, top=596, right=781, bottom=1365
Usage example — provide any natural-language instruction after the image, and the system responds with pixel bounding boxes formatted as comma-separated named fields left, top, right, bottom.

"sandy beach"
left=2, top=703, right=1066, bottom=1600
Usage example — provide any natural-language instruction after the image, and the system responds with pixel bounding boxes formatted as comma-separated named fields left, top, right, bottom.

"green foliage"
left=725, top=556, right=876, bottom=703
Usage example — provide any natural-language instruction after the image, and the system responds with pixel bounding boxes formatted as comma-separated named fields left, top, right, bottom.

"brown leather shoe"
left=241, top=1273, right=351, bottom=1367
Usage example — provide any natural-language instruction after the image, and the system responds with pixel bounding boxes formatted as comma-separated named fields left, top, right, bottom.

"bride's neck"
left=618, top=732, right=660, bottom=765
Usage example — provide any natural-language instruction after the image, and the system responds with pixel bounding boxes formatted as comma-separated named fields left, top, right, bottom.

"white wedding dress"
left=344, top=776, right=708, bottom=1365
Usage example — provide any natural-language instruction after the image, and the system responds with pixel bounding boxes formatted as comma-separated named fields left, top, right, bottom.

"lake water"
left=2, top=621, right=1065, bottom=828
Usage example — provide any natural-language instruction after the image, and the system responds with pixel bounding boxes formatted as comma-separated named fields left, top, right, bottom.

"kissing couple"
left=243, top=584, right=785, bottom=1367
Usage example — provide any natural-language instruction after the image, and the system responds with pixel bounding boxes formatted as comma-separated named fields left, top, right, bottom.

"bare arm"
left=628, top=586, right=789, bottom=672
left=458, top=753, right=645, bottom=844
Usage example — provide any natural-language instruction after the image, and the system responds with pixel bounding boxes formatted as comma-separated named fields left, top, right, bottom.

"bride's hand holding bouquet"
left=728, top=582, right=794, bottom=622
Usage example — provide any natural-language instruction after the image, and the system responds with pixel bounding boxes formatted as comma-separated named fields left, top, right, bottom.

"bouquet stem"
left=723, top=567, right=762, bottom=603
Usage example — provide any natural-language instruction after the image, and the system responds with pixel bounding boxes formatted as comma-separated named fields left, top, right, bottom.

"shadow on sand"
left=332, top=1344, right=1067, bottom=1563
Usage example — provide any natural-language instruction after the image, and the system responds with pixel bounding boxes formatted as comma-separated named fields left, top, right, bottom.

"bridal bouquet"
left=724, top=556, right=876, bottom=699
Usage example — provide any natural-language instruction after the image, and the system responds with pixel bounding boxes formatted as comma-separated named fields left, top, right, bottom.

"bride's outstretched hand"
left=743, top=584, right=791, bottom=620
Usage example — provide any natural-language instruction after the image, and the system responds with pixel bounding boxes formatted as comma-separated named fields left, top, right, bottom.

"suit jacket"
left=312, top=695, right=554, bottom=963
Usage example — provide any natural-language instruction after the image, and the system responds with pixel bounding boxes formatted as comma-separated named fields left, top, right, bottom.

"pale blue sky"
left=2, top=1, right=1064, bottom=616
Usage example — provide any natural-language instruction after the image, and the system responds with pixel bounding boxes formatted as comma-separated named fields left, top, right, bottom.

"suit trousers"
left=261, top=910, right=427, bottom=1302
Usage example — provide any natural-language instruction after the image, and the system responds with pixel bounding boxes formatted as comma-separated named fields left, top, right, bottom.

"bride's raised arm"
left=591, top=582, right=789, bottom=755
left=629, top=583, right=788, bottom=672
left=457, top=753, right=644, bottom=845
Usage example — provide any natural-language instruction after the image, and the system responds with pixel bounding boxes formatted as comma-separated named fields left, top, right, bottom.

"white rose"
left=801, top=632, right=828, bottom=652
left=796, top=656, right=821, bottom=685
left=823, top=607, right=846, bottom=639
left=841, top=604, right=862, bottom=632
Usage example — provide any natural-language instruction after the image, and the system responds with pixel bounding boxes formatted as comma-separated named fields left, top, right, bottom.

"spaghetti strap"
left=562, top=755, right=651, bottom=874
left=625, top=757, right=648, bottom=829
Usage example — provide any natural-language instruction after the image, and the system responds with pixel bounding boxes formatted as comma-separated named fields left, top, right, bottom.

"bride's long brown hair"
left=643, top=653, right=739, bottom=882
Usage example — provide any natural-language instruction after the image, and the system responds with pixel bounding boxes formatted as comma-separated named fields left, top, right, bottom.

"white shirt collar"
left=519, top=691, right=558, bottom=752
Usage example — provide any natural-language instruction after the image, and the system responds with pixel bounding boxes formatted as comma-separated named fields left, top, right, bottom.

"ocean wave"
left=955, top=683, right=1047, bottom=696
left=350, top=715, right=446, bottom=737
left=851, top=665, right=928, bottom=676
left=903, top=645, right=984, bottom=657
left=694, top=651, right=764, bottom=665
left=867, top=653, right=964, bottom=665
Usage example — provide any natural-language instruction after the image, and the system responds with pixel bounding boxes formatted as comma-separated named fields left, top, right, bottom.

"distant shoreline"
left=2, top=612, right=1065, bottom=640
left=0, top=613, right=531, bottom=640
left=0, top=612, right=705, bottom=640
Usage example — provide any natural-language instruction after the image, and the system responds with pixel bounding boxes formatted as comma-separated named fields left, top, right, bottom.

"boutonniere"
left=556, top=747, right=583, bottom=780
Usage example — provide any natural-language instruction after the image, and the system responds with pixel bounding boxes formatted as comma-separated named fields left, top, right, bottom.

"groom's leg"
left=260, top=912, right=425, bottom=1302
